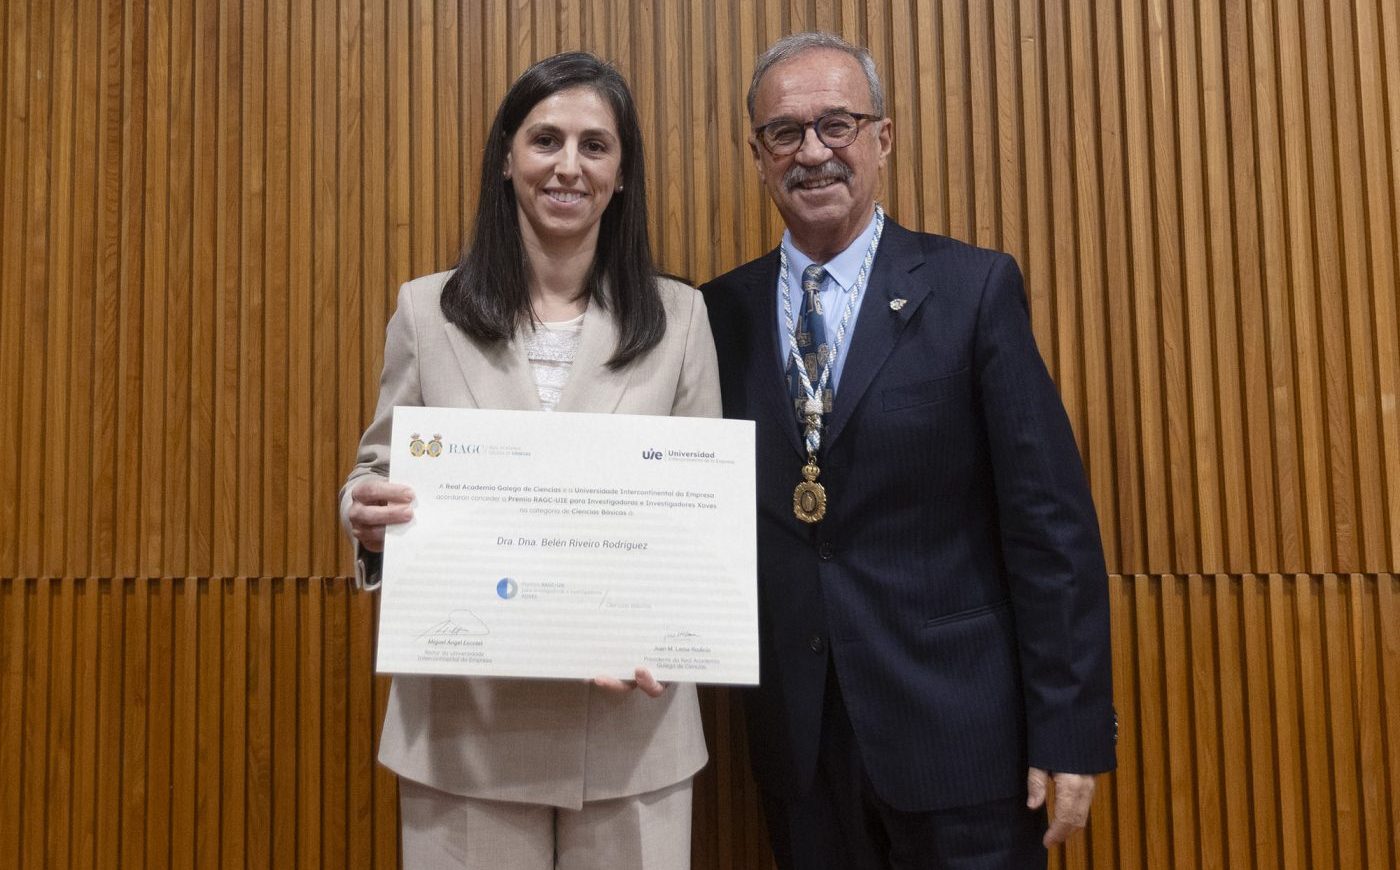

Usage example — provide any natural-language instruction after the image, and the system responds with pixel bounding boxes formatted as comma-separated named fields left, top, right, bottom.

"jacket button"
left=818, top=541, right=834, bottom=560
left=808, top=634, right=825, bottom=654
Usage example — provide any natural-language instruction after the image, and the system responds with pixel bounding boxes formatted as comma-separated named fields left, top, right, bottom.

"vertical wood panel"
left=169, top=578, right=198, bottom=868
left=271, top=579, right=298, bottom=868
left=144, top=580, right=173, bottom=870
left=311, top=0, right=342, bottom=587
left=221, top=579, right=248, bottom=870
left=1015, top=0, right=1051, bottom=379
left=337, top=0, right=365, bottom=585
left=194, top=578, right=220, bottom=869
left=297, top=582, right=323, bottom=869
left=1133, top=574, right=1171, bottom=869
left=1379, top=574, right=1400, bottom=865
left=320, top=582, right=350, bottom=869
left=139, top=0, right=169, bottom=578
left=239, top=0, right=266, bottom=576
left=1322, top=574, right=1363, bottom=867
left=265, top=0, right=291, bottom=579
left=0, top=0, right=22, bottom=578
left=1362, top=0, right=1400, bottom=568
left=1214, top=576, right=1252, bottom=870
left=18, top=581, right=49, bottom=870
left=295, top=0, right=329, bottom=578
left=68, top=580, right=98, bottom=870
left=1242, top=572, right=1280, bottom=870
left=1296, top=575, right=1332, bottom=865
left=1186, top=575, right=1222, bottom=869
left=62, top=0, right=95, bottom=579
left=1161, top=575, right=1200, bottom=867
left=41, top=578, right=72, bottom=870
left=1107, top=576, right=1141, bottom=867
left=93, top=581, right=124, bottom=870
left=166, top=0, right=194, bottom=574
left=1251, top=0, right=1307, bottom=573
left=1175, top=0, right=1225, bottom=575
left=246, top=578, right=274, bottom=869
left=17, top=0, right=51, bottom=580
left=1223, top=0, right=1277, bottom=574
left=1198, top=0, right=1249, bottom=575
left=1269, top=575, right=1307, bottom=868
left=188, top=0, right=218, bottom=575
left=120, top=581, right=148, bottom=870
left=1351, top=575, right=1390, bottom=870
left=372, top=614, right=399, bottom=870
left=91, top=0, right=125, bottom=575
left=1302, top=0, right=1358, bottom=574
left=1329, top=0, right=1387, bottom=574
left=346, top=584, right=377, bottom=868
left=1278, top=0, right=1333, bottom=572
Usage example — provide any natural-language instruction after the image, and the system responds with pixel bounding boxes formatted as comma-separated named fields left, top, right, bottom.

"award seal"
left=793, top=460, right=827, bottom=523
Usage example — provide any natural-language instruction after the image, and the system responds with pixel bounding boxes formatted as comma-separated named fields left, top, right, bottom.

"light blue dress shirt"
left=776, top=211, right=881, bottom=392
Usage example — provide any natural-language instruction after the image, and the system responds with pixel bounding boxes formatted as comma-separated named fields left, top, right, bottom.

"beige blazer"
left=341, top=270, right=721, bottom=808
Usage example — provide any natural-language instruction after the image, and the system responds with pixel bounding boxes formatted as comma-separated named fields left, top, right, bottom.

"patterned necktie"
left=788, top=264, right=832, bottom=427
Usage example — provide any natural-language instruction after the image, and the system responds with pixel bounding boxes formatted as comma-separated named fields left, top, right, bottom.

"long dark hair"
left=440, top=51, right=664, bottom=369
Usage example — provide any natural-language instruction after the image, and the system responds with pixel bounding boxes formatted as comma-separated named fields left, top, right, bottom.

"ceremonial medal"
left=778, top=205, right=886, bottom=527
left=793, top=459, right=827, bottom=523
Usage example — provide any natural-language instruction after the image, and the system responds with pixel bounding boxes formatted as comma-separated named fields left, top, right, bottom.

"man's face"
left=749, top=49, right=892, bottom=256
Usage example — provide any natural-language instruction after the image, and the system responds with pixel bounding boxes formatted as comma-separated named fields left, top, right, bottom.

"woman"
left=340, top=52, right=719, bottom=869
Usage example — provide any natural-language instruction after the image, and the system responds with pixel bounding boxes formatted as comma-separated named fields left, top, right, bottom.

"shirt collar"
left=780, top=210, right=881, bottom=293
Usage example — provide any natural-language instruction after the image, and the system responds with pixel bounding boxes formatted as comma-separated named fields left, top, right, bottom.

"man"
left=701, top=33, right=1115, bottom=869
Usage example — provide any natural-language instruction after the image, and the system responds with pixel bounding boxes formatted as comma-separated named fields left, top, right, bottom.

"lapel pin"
left=889, top=298, right=907, bottom=311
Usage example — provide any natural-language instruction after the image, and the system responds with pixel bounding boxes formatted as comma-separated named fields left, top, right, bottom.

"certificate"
left=377, top=406, right=758, bottom=685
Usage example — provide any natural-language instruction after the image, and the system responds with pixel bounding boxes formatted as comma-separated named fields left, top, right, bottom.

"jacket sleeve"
left=339, top=282, right=424, bottom=589
left=973, top=253, right=1116, bottom=774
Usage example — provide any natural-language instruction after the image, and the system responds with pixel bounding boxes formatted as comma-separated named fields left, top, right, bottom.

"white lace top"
left=522, top=312, right=584, bottom=411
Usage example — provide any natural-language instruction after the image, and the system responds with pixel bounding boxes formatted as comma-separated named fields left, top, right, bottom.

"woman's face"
left=504, top=86, right=624, bottom=249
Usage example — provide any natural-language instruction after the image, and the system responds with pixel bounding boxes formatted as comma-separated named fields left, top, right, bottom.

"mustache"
left=783, top=160, right=853, bottom=191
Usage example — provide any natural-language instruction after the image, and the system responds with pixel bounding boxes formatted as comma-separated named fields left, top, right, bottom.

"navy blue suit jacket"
left=701, top=220, right=1115, bottom=812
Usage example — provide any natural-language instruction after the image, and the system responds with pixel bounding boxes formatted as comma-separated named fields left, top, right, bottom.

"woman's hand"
left=347, top=479, right=416, bottom=551
left=592, top=667, right=667, bottom=698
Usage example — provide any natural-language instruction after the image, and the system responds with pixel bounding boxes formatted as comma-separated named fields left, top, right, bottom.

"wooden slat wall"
left=2, top=1, right=1398, bottom=868
left=2, top=575, right=1398, bottom=869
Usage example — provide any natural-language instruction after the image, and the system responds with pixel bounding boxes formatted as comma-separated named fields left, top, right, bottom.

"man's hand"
left=1026, top=768, right=1096, bottom=847
left=592, top=667, right=667, bottom=698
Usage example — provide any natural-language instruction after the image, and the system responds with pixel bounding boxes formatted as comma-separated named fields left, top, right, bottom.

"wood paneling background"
left=2, top=0, right=1397, bottom=867
left=4, top=574, right=1398, bottom=869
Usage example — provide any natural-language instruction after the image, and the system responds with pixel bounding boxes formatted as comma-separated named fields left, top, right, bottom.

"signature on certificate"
left=417, top=609, right=490, bottom=639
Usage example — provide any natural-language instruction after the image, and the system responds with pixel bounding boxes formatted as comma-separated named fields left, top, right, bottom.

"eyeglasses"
left=752, top=111, right=882, bottom=156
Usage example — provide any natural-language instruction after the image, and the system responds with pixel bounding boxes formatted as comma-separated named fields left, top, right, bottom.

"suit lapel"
left=746, top=251, right=806, bottom=458
left=553, top=298, right=632, bottom=413
left=442, top=323, right=542, bottom=411
left=824, top=221, right=931, bottom=447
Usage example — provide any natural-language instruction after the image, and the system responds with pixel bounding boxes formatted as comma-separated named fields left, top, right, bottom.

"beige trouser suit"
left=342, top=272, right=721, bottom=868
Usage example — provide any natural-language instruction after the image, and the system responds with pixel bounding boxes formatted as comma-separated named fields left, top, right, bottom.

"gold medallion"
left=793, top=460, right=827, bottom=523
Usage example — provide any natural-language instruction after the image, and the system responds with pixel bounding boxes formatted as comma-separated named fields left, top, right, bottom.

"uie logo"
left=496, top=577, right=519, bottom=600
left=641, top=448, right=663, bottom=461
